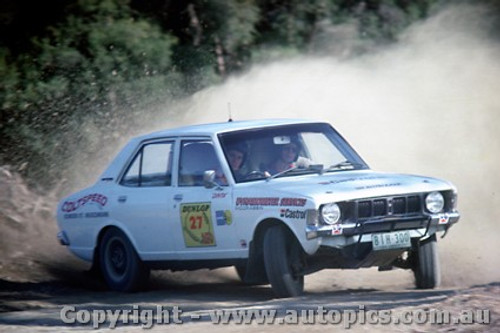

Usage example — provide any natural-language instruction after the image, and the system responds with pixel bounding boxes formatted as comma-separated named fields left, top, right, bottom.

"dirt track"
left=0, top=162, right=499, bottom=332
left=1, top=261, right=499, bottom=332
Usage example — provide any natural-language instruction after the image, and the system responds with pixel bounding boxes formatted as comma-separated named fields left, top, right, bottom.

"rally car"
left=56, top=119, right=460, bottom=297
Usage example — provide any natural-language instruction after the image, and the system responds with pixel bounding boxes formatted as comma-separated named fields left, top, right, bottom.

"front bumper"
left=305, top=211, right=460, bottom=245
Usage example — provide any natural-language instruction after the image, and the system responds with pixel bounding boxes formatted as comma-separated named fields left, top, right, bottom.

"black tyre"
left=99, top=228, right=150, bottom=292
left=413, top=234, right=441, bottom=289
left=263, top=225, right=304, bottom=297
left=234, top=263, right=267, bottom=286
left=235, top=264, right=247, bottom=282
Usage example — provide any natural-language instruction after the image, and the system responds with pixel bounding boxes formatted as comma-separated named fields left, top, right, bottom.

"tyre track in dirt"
left=1, top=266, right=498, bottom=332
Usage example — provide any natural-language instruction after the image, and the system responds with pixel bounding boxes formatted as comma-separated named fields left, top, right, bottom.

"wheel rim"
left=105, top=237, right=127, bottom=280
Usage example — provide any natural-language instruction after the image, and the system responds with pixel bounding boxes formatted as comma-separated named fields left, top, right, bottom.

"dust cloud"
left=151, top=4, right=498, bottom=287
left=58, top=4, right=500, bottom=288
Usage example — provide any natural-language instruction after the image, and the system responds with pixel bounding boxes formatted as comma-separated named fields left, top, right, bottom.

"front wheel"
left=99, top=228, right=150, bottom=292
left=263, top=225, right=305, bottom=298
left=412, top=234, right=441, bottom=289
left=235, top=263, right=247, bottom=282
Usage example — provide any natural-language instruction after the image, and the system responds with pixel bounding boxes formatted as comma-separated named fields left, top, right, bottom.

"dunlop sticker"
left=180, top=203, right=216, bottom=247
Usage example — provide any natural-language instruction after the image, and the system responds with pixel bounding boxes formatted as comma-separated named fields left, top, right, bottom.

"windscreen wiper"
left=266, top=166, right=300, bottom=181
left=267, top=164, right=324, bottom=181
left=325, top=161, right=364, bottom=172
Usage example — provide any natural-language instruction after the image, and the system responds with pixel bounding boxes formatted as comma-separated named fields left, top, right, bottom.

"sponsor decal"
left=235, top=197, right=280, bottom=210
left=355, top=183, right=401, bottom=190
left=319, top=176, right=387, bottom=186
left=439, top=214, right=449, bottom=224
left=215, top=210, right=233, bottom=226
left=63, top=213, right=83, bottom=219
left=62, top=193, right=108, bottom=213
left=212, top=192, right=228, bottom=199
left=85, top=212, right=110, bottom=218
left=235, top=197, right=307, bottom=210
left=236, top=197, right=280, bottom=206
left=280, top=209, right=306, bottom=219
left=332, top=224, right=343, bottom=235
left=317, top=176, right=403, bottom=190
left=63, top=211, right=109, bottom=219
left=279, top=197, right=307, bottom=207
left=180, top=203, right=216, bottom=247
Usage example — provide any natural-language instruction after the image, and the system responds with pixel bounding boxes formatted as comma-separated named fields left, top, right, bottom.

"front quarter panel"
left=233, top=187, right=321, bottom=255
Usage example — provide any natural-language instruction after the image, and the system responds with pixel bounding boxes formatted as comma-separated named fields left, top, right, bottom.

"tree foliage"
left=0, top=0, right=469, bottom=189
left=1, top=0, right=180, bottom=186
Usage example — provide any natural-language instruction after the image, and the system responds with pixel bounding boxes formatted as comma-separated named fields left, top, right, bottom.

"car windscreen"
left=218, top=123, right=368, bottom=183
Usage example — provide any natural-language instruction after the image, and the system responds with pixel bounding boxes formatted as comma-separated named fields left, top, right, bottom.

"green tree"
left=132, top=0, right=260, bottom=88
left=0, top=0, right=179, bottom=187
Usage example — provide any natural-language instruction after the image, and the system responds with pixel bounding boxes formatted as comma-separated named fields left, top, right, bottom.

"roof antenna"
left=227, top=102, right=233, bottom=122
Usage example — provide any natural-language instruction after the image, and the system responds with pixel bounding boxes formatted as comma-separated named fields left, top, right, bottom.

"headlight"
left=321, top=203, right=341, bottom=225
left=425, top=191, right=444, bottom=213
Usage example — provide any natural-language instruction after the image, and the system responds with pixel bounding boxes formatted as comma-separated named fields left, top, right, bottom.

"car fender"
left=93, top=220, right=144, bottom=261
left=252, top=212, right=321, bottom=255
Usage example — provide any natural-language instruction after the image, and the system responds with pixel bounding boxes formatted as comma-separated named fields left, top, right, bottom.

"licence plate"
left=372, top=231, right=411, bottom=251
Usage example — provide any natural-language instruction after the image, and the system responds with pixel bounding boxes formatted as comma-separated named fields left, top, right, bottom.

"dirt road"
left=0, top=165, right=499, bottom=332
left=1, top=255, right=499, bottom=332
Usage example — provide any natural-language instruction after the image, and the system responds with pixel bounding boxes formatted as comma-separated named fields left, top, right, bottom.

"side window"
left=179, top=140, right=225, bottom=186
left=121, top=141, right=174, bottom=187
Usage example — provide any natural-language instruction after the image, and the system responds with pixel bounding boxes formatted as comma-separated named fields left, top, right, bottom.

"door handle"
left=174, top=194, right=183, bottom=201
left=118, top=195, right=127, bottom=203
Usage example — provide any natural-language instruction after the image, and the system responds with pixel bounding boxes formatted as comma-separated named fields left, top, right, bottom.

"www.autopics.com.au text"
left=60, top=305, right=491, bottom=329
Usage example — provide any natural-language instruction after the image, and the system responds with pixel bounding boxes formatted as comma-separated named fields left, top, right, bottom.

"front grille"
left=373, top=199, right=387, bottom=216
left=358, top=201, right=372, bottom=218
left=407, top=196, right=421, bottom=213
left=335, top=194, right=426, bottom=235
left=392, top=197, right=406, bottom=214
left=353, top=195, right=422, bottom=220
left=333, top=192, right=457, bottom=236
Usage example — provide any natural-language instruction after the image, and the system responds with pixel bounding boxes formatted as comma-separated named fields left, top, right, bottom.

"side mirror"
left=203, top=170, right=217, bottom=189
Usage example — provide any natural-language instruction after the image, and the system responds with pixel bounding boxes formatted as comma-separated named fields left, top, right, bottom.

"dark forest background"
left=1, top=0, right=499, bottom=189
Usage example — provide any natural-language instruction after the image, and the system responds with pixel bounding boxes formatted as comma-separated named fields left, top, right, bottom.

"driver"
left=266, top=140, right=300, bottom=175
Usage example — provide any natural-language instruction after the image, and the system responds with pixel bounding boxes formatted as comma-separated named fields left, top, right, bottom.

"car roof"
left=137, top=118, right=324, bottom=141
left=98, top=118, right=327, bottom=182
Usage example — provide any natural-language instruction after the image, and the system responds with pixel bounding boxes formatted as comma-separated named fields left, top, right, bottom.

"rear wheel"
left=263, top=225, right=305, bottom=297
left=413, top=234, right=441, bottom=289
left=99, top=228, right=150, bottom=292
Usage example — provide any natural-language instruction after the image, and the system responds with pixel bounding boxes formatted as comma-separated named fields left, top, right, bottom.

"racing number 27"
left=189, top=216, right=203, bottom=230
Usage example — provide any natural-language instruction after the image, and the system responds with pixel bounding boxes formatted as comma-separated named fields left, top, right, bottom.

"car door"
left=171, top=138, right=239, bottom=260
left=112, top=139, right=177, bottom=261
